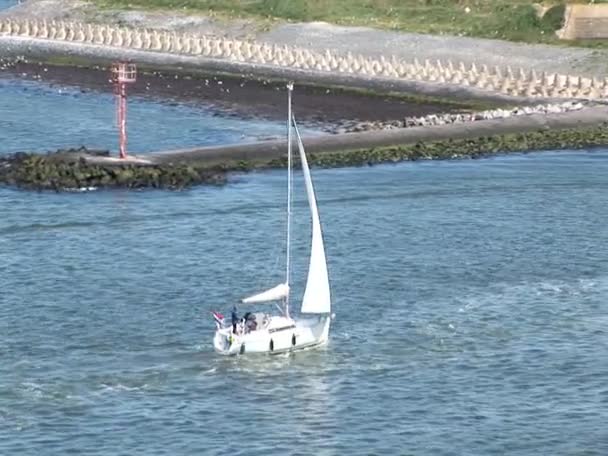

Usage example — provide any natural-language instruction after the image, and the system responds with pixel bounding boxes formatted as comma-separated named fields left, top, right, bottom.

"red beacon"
left=111, top=62, right=137, bottom=159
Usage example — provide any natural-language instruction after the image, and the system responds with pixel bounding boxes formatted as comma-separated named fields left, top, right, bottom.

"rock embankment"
left=0, top=148, right=226, bottom=191
left=4, top=123, right=608, bottom=191
left=302, top=125, right=608, bottom=169
left=339, top=101, right=587, bottom=133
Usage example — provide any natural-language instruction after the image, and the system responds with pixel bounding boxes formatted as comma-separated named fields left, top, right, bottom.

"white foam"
left=20, top=382, right=44, bottom=398
left=98, top=383, right=149, bottom=393
left=64, top=186, right=98, bottom=192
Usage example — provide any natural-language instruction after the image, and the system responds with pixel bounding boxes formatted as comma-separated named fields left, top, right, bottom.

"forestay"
left=293, top=119, right=331, bottom=314
left=241, top=283, right=290, bottom=304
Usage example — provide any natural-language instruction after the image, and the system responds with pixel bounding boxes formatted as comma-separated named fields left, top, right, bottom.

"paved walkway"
left=145, top=105, right=608, bottom=165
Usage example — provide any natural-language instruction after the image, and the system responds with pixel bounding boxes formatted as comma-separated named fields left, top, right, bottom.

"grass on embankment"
left=91, top=0, right=607, bottom=46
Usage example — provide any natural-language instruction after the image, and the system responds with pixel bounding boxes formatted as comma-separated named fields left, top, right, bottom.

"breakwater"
left=304, top=125, right=608, bottom=168
left=4, top=113, right=608, bottom=190
left=0, top=149, right=226, bottom=191
left=338, top=101, right=586, bottom=133
left=1, top=18, right=607, bottom=100
left=149, top=105, right=608, bottom=165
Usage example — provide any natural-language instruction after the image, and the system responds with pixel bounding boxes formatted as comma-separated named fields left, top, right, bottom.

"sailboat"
left=213, top=83, right=332, bottom=355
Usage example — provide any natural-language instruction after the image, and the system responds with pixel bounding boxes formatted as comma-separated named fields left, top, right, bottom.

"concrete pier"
left=5, top=105, right=608, bottom=191
left=134, top=105, right=608, bottom=167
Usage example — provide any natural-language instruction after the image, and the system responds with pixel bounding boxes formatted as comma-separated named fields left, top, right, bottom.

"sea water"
left=1, top=75, right=607, bottom=454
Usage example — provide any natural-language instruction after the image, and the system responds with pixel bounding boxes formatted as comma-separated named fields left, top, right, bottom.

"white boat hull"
left=213, top=315, right=330, bottom=356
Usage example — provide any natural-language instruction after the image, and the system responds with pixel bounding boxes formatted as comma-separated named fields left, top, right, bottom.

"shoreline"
left=3, top=107, right=608, bottom=191
left=0, top=34, right=533, bottom=105
left=0, top=58, right=480, bottom=131
left=3, top=128, right=607, bottom=192
left=3, top=14, right=606, bottom=102
left=1, top=3, right=607, bottom=192
left=4, top=0, right=608, bottom=78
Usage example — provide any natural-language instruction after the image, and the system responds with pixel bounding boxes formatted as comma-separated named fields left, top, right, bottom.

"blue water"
left=0, top=0, right=18, bottom=10
left=1, top=75, right=608, bottom=454
left=0, top=77, right=294, bottom=154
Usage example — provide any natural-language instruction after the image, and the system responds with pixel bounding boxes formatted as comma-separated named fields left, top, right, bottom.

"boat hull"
left=213, top=315, right=330, bottom=356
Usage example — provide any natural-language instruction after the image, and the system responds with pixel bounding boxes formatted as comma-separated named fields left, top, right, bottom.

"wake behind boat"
left=212, top=83, right=332, bottom=356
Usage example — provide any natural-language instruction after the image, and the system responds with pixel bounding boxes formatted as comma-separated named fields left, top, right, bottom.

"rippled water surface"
left=0, top=0, right=17, bottom=10
left=2, top=75, right=608, bottom=454
left=0, top=77, right=293, bottom=154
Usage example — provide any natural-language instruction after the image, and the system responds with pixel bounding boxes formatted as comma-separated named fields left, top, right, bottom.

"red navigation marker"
left=111, top=62, right=137, bottom=159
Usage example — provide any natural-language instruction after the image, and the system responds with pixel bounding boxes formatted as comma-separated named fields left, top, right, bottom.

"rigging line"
left=251, top=238, right=283, bottom=294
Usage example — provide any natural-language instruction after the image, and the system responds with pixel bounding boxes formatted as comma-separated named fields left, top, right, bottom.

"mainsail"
left=242, top=283, right=290, bottom=304
left=293, top=119, right=331, bottom=314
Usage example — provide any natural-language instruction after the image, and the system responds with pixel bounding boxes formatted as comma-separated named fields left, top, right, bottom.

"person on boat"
left=241, top=312, right=251, bottom=333
left=246, top=314, right=258, bottom=332
left=231, top=305, right=239, bottom=333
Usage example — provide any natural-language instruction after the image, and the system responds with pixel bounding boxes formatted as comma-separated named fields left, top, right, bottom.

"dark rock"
left=0, top=147, right=228, bottom=191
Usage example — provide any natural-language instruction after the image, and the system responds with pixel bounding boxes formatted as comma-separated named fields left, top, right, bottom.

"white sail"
left=293, top=120, right=331, bottom=314
left=242, top=283, right=290, bottom=304
left=213, top=85, right=332, bottom=356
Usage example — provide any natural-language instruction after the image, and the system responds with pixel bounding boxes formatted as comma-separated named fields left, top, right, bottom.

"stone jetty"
left=146, top=104, right=608, bottom=166
left=0, top=148, right=226, bottom=191
left=336, top=101, right=587, bottom=133
left=3, top=105, right=608, bottom=191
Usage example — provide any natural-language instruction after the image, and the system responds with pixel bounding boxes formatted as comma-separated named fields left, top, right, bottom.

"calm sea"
left=1, top=74, right=607, bottom=455
left=0, top=1, right=17, bottom=11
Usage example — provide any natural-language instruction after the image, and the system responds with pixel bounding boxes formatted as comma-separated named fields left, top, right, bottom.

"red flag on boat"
left=212, top=311, right=224, bottom=329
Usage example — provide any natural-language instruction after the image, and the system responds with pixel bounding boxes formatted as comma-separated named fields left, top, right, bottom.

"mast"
left=285, top=82, right=293, bottom=318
